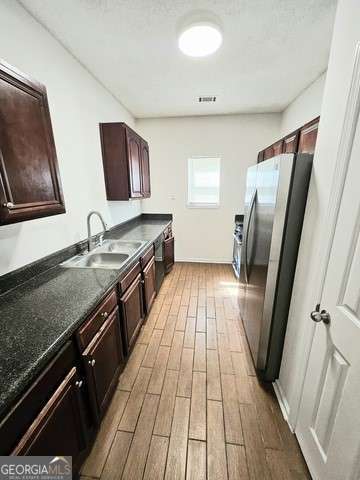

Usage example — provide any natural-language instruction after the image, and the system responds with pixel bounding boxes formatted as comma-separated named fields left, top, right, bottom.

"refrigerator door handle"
left=243, top=189, right=257, bottom=283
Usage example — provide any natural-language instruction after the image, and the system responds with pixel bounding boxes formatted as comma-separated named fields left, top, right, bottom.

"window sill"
left=186, top=203, right=220, bottom=209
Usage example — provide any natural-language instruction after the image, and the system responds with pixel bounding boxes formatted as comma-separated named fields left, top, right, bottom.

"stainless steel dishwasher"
left=154, top=235, right=165, bottom=292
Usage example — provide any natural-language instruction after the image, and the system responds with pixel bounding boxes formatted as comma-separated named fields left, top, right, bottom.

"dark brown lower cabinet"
left=164, top=236, right=175, bottom=273
left=0, top=225, right=172, bottom=476
left=120, top=273, right=144, bottom=351
left=82, top=307, right=124, bottom=423
left=12, top=367, right=87, bottom=471
left=143, top=256, right=156, bottom=314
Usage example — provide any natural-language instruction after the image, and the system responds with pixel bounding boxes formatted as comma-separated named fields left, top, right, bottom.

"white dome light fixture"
left=178, top=22, right=222, bottom=57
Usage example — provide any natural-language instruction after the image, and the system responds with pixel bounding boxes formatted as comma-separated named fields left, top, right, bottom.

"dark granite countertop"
left=0, top=215, right=171, bottom=418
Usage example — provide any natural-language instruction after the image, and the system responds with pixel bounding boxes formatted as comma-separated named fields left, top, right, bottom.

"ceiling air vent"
left=198, top=96, right=217, bottom=103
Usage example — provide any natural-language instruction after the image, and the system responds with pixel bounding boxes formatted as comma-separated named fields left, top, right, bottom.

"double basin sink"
left=61, top=239, right=147, bottom=270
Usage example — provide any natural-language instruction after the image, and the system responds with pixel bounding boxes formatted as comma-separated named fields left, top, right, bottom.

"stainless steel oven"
left=232, top=215, right=243, bottom=279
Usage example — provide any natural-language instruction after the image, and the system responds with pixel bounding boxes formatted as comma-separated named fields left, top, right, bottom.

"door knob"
left=310, top=305, right=331, bottom=325
left=3, top=202, right=14, bottom=208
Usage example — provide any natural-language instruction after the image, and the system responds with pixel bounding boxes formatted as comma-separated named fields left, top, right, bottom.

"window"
left=187, top=156, right=221, bottom=207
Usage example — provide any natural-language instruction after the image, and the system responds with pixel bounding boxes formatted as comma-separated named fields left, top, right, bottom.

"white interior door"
left=296, top=51, right=360, bottom=480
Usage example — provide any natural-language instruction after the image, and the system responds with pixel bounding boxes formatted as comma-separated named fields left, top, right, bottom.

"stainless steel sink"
left=99, top=240, right=146, bottom=254
left=61, top=239, right=147, bottom=270
left=61, top=252, right=129, bottom=270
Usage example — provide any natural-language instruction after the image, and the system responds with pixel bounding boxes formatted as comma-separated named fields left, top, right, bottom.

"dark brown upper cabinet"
left=141, top=140, right=151, bottom=198
left=99, top=122, right=151, bottom=200
left=263, top=144, right=275, bottom=161
left=257, top=116, right=319, bottom=163
left=298, top=117, right=320, bottom=154
left=272, top=139, right=284, bottom=156
left=0, top=60, right=65, bottom=225
left=283, top=130, right=300, bottom=153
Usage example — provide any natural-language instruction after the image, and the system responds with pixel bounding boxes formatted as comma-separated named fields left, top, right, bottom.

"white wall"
left=0, top=0, right=330, bottom=277
left=0, top=0, right=141, bottom=276
left=276, top=0, right=360, bottom=429
left=280, top=72, right=327, bottom=137
left=137, top=114, right=280, bottom=263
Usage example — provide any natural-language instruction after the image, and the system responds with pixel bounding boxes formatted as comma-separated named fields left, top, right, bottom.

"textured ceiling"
left=20, top=0, right=337, bottom=118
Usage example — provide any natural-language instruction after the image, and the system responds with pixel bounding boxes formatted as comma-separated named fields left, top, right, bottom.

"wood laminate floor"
left=81, top=262, right=310, bottom=480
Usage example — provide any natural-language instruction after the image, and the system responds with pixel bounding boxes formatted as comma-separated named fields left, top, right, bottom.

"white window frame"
left=187, top=156, right=221, bottom=209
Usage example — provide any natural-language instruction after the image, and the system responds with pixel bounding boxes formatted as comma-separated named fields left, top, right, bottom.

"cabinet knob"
left=3, top=202, right=14, bottom=208
left=101, top=311, right=108, bottom=318
left=75, top=380, right=83, bottom=388
left=89, top=359, right=96, bottom=367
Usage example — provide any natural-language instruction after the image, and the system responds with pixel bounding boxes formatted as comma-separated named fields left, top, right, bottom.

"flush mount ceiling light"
left=178, top=22, right=222, bottom=57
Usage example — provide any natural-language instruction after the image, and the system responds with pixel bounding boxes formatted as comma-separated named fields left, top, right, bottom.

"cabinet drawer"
left=77, top=289, right=117, bottom=351
left=120, top=261, right=141, bottom=293
left=12, top=367, right=87, bottom=471
left=140, top=245, right=154, bottom=269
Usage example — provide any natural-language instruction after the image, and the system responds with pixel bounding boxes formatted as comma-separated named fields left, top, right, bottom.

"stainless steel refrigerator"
left=239, top=153, right=313, bottom=381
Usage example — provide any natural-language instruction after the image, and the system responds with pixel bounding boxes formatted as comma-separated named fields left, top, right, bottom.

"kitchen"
left=1, top=1, right=360, bottom=479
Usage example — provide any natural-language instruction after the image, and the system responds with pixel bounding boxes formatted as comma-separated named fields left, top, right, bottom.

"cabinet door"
left=141, top=141, right=151, bottom=197
left=99, top=123, right=130, bottom=200
left=263, top=145, right=274, bottom=160
left=13, top=367, right=86, bottom=470
left=126, top=130, right=143, bottom=198
left=164, top=236, right=175, bottom=273
left=143, top=257, right=156, bottom=314
left=283, top=130, right=300, bottom=153
left=83, top=307, right=124, bottom=423
left=120, top=274, right=144, bottom=350
left=0, top=61, right=65, bottom=225
left=272, top=139, right=284, bottom=156
left=298, top=117, right=320, bottom=154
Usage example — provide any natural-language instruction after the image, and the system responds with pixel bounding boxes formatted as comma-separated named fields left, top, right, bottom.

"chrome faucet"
left=87, top=211, right=108, bottom=251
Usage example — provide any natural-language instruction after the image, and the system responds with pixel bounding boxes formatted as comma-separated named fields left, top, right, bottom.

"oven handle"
left=243, top=189, right=256, bottom=284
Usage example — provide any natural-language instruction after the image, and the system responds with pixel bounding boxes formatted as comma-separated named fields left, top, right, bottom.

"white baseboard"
left=175, top=258, right=232, bottom=264
left=273, top=380, right=294, bottom=433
